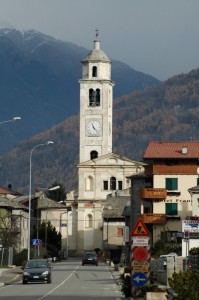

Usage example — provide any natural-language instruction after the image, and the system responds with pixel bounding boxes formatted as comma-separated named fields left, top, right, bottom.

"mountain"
left=1, top=68, right=199, bottom=194
left=0, top=28, right=160, bottom=154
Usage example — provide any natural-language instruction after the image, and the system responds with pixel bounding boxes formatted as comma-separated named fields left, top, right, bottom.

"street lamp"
left=0, top=116, right=21, bottom=125
left=28, top=141, right=54, bottom=260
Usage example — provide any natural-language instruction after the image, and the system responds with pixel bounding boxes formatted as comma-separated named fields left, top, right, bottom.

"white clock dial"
left=87, top=120, right=101, bottom=135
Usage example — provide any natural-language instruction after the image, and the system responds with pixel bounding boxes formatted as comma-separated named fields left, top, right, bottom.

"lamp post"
left=28, top=141, right=54, bottom=261
left=0, top=116, right=21, bottom=125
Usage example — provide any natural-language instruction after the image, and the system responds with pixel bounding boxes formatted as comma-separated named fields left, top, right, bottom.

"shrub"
left=13, top=249, right=28, bottom=266
left=121, top=274, right=131, bottom=297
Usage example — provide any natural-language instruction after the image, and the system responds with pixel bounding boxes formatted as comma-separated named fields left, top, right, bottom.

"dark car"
left=82, top=252, right=98, bottom=266
left=22, top=259, right=52, bottom=284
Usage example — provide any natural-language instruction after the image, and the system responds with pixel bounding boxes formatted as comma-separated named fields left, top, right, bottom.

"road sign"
left=32, top=239, right=42, bottom=246
left=132, top=272, right=147, bottom=287
left=133, top=246, right=148, bottom=261
left=184, top=230, right=190, bottom=239
left=132, top=261, right=149, bottom=273
left=131, top=218, right=150, bottom=236
left=133, top=236, right=149, bottom=246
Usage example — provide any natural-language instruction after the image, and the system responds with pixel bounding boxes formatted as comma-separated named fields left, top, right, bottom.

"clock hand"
left=92, top=123, right=96, bottom=131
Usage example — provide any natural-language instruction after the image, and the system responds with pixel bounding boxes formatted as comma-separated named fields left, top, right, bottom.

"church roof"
left=77, top=152, right=145, bottom=167
left=82, top=33, right=111, bottom=63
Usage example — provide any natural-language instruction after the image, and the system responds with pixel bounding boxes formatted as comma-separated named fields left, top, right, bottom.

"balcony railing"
left=140, top=213, right=167, bottom=224
left=139, top=188, right=167, bottom=199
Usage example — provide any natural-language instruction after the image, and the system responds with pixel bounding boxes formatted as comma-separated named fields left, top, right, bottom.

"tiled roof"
left=0, top=196, right=27, bottom=209
left=103, top=196, right=130, bottom=218
left=37, top=197, right=66, bottom=209
left=0, top=186, right=23, bottom=196
left=144, top=141, right=199, bottom=159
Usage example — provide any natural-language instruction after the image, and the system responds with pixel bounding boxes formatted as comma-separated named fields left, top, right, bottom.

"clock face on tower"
left=87, top=120, right=101, bottom=135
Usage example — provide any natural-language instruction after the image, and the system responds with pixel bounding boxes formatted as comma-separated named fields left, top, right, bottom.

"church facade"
left=69, top=33, right=144, bottom=254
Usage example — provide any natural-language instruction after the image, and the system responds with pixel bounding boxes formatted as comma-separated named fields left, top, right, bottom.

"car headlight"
left=23, top=271, right=30, bottom=275
left=42, top=271, right=49, bottom=275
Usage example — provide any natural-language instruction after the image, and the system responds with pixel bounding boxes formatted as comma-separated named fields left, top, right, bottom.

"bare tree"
left=0, top=209, right=19, bottom=248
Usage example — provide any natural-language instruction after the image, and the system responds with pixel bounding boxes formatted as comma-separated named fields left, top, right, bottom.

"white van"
left=160, top=253, right=177, bottom=269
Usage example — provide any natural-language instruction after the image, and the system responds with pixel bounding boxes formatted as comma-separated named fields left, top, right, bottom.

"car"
left=22, top=258, right=52, bottom=284
left=82, top=252, right=98, bottom=266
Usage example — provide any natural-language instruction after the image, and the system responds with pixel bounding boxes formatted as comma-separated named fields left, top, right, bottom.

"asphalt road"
left=0, top=258, right=124, bottom=299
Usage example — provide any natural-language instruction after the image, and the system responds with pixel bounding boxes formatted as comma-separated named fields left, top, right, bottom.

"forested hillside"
left=0, top=28, right=160, bottom=154
left=0, top=68, right=199, bottom=194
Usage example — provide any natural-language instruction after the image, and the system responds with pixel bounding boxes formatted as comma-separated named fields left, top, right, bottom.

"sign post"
left=131, top=218, right=150, bottom=297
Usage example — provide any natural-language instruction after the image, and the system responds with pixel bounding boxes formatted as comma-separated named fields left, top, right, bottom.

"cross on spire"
left=95, top=28, right=99, bottom=39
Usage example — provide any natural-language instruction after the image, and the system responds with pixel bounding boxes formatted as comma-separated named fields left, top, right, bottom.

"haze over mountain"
left=1, top=66, right=199, bottom=194
left=0, top=28, right=160, bottom=154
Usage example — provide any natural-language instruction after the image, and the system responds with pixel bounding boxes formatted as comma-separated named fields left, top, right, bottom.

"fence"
left=0, top=247, right=13, bottom=266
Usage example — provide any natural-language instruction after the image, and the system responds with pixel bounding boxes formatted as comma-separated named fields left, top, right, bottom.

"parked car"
left=22, top=258, right=52, bottom=284
left=82, top=252, right=98, bottom=266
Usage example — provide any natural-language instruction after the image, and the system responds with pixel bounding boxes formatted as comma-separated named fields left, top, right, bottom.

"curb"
left=4, top=273, right=22, bottom=285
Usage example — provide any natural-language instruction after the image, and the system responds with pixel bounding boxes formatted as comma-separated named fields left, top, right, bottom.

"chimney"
left=7, top=184, right=12, bottom=190
left=182, top=146, right=187, bottom=154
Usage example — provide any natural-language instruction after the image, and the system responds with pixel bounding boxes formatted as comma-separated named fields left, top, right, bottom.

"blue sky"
left=0, top=0, right=198, bottom=80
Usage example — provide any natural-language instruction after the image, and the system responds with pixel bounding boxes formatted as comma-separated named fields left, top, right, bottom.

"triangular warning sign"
left=131, top=218, right=150, bottom=236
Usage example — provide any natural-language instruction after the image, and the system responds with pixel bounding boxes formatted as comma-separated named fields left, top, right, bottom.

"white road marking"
left=37, top=265, right=79, bottom=300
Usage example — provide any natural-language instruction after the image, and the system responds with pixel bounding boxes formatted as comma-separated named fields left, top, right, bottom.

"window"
left=144, top=207, right=151, bottom=213
left=118, top=181, right=123, bottom=190
left=96, top=89, right=100, bottom=106
left=86, top=176, right=94, bottom=191
left=161, top=230, right=178, bottom=242
left=92, top=66, right=97, bottom=77
left=103, top=178, right=123, bottom=191
left=110, top=177, right=116, bottom=190
left=90, top=150, right=98, bottom=160
left=166, top=203, right=178, bottom=215
left=89, top=88, right=100, bottom=107
left=117, top=227, right=123, bottom=237
left=166, top=178, right=178, bottom=190
left=197, top=178, right=199, bottom=186
left=85, top=214, right=93, bottom=228
left=103, top=181, right=108, bottom=190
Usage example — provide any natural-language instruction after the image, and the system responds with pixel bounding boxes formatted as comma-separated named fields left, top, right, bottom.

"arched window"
left=85, top=214, right=93, bottom=228
left=90, top=150, right=98, bottom=160
left=86, top=176, right=94, bottom=191
left=89, top=88, right=101, bottom=107
left=89, top=88, right=94, bottom=106
left=96, top=89, right=100, bottom=106
left=92, top=66, right=97, bottom=77
left=110, top=176, right=116, bottom=190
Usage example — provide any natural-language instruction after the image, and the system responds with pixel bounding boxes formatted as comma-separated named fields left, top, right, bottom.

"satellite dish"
left=197, top=167, right=199, bottom=175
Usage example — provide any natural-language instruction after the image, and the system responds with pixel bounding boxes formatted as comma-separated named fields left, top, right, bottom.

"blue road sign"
left=32, top=239, right=42, bottom=246
left=132, top=272, right=147, bottom=287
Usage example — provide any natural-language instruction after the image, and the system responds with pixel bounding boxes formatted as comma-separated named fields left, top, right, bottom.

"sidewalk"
left=0, top=266, right=22, bottom=287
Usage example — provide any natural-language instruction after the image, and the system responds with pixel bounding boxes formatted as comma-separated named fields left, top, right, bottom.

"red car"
left=82, top=252, right=98, bottom=266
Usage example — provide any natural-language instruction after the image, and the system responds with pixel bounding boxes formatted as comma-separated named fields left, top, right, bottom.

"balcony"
left=139, top=188, right=167, bottom=199
left=140, top=213, right=167, bottom=224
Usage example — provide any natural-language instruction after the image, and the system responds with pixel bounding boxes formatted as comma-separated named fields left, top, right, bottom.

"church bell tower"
left=79, top=31, right=115, bottom=163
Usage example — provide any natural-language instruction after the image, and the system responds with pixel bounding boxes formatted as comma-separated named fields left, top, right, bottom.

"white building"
left=73, top=32, right=144, bottom=254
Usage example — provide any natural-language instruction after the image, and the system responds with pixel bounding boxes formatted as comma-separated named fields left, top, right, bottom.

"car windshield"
left=85, top=253, right=96, bottom=257
left=26, top=260, right=48, bottom=268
